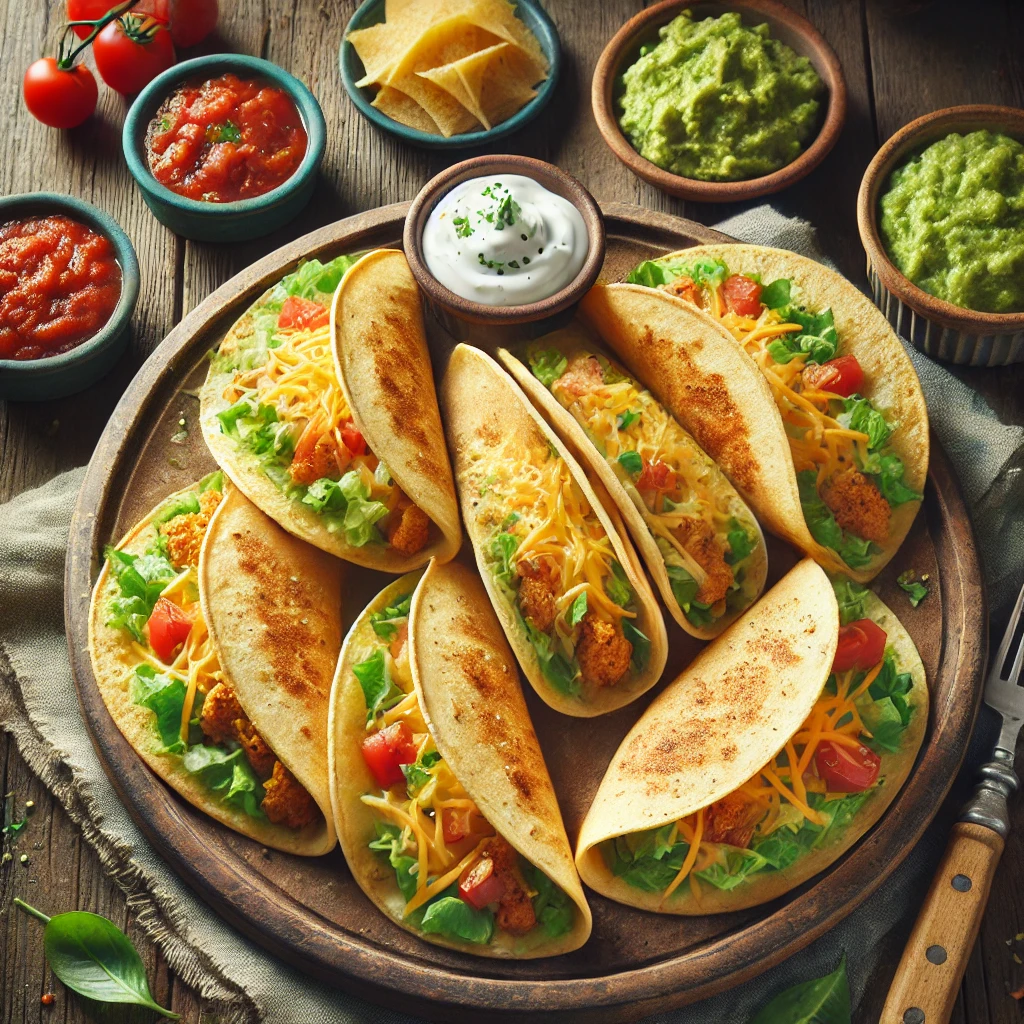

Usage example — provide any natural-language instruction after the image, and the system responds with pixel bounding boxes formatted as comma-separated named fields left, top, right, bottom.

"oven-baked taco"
left=581, top=245, right=929, bottom=581
left=499, top=324, right=768, bottom=639
left=329, top=559, right=592, bottom=957
left=440, top=343, right=668, bottom=717
left=88, top=476, right=342, bottom=853
left=575, top=559, right=927, bottom=912
left=201, top=248, right=460, bottom=571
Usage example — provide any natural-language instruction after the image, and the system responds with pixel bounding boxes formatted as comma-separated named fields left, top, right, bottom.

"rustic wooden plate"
left=65, top=202, right=986, bottom=1023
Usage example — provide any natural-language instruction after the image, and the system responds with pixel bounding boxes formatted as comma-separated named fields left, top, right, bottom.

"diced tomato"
left=637, top=459, right=675, bottom=492
left=147, top=598, right=193, bottom=663
left=442, top=807, right=472, bottom=845
left=341, top=421, right=367, bottom=457
left=721, top=274, right=764, bottom=317
left=802, top=354, right=864, bottom=398
left=815, top=740, right=881, bottom=792
left=277, top=296, right=329, bottom=331
left=389, top=622, right=408, bottom=661
left=458, top=856, right=505, bottom=910
left=360, top=721, right=418, bottom=789
left=833, top=619, right=888, bottom=673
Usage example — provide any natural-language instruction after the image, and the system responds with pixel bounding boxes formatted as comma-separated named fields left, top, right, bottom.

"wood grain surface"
left=1, top=1, right=1023, bottom=1022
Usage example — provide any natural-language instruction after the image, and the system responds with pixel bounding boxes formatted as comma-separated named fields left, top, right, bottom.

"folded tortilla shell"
left=499, top=331, right=769, bottom=640
left=576, top=559, right=928, bottom=912
left=440, top=343, right=668, bottom=717
left=331, top=249, right=461, bottom=567
left=585, top=245, right=930, bottom=582
left=201, top=249, right=459, bottom=573
left=88, top=481, right=340, bottom=855
left=329, top=560, right=592, bottom=956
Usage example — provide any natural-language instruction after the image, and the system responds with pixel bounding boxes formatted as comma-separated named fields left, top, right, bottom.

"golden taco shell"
left=440, top=344, right=668, bottom=717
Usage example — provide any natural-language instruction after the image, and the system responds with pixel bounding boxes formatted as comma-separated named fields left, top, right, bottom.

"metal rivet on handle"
left=951, top=874, right=972, bottom=892
left=904, top=1009, right=926, bottom=1024
left=926, top=945, right=948, bottom=965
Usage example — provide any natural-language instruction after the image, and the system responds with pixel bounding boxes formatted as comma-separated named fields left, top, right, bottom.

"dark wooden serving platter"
left=65, top=202, right=986, bottom=1023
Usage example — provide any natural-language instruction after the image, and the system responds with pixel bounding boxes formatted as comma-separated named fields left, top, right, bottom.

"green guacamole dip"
left=879, top=130, right=1024, bottom=314
left=617, top=10, right=824, bottom=182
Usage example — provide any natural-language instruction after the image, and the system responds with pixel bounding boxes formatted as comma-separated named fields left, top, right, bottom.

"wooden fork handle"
left=881, top=822, right=1004, bottom=1024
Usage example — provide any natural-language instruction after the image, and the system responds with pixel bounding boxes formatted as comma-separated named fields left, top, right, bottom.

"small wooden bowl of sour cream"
left=403, top=155, right=605, bottom=343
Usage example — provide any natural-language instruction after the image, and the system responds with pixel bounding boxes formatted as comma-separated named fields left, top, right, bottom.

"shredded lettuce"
left=420, top=889, right=494, bottom=945
left=368, top=821, right=419, bottom=901
left=725, top=522, right=754, bottom=564
left=605, top=560, right=634, bottom=608
left=863, top=452, right=922, bottom=507
left=897, top=570, right=929, bottom=607
left=353, top=648, right=404, bottom=725
left=104, top=545, right=178, bottom=642
left=402, top=751, right=441, bottom=798
left=130, top=665, right=187, bottom=754
left=695, top=847, right=769, bottom=891
left=369, top=592, right=412, bottom=642
left=623, top=620, right=650, bottom=670
left=759, top=278, right=791, bottom=309
left=617, top=409, right=641, bottom=430
left=796, top=470, right=876, bottom=570
left=626, top=257, right=728, bottom=290
left=301, top=472, right=389, bottom=547
left=528, top=348, right=568, bottom=387
left=766, top=305, right=838, bottom=364
left=832, top=578, right=869, bottom=624
left=490, top=528, right=521, bottom=590
left=153, top=491, right=200, bottom=525
left=567, top=591, right=588, bottom=627
left=514, top=609, right=580, bottom=696
left=182, top=743, right=266, bottom=818
left=837, top=396, right=892, bottom=450
left=522, top=861, right=575, bottom=938
left=617, top=449, right=643, bottom=477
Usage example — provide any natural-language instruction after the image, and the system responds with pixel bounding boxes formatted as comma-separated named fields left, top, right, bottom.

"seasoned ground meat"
left=821, top=467, right=891, bottom=544
left=485, top=837, right=537, bottom=936
left=161, top=489, right=222, bottom=569
left=516, top=559, right=558, bottom=633
left=261, top=761, right=318, bottom=830
left=199, top=681, right=245, bottom=746
left=673, top=517, right=733, bottom=606
left=704, top=793, right=764, bottom=849
left=388, top=495, right=430, bottom=555
left=576, top=613, right=632, bottom=688
left=553, top=353, right=604, bottom=397
left=235, top=719, right=276, bottom=780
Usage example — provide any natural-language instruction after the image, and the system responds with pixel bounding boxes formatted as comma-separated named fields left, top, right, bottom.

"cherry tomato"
left=360, top=721, right=418, bottom=789
left=277, top=296, right=329, bottom=331
left=815, top=740, right=881, bottom=792
left=833, top=619, right=888, bottom=674
left=341, top=422, right=367, bottom=457
left=637, top=459, right=675, bottom=492
left=721, top=274, right=764, bottom=317
left=458, top=857, right=505, bottom=910
left=163, top=0, right=219, bottom=47
left=23, top=58, right=98, bottom=129
left=68, top=0, right=122, bottom=39
left=147, top=598, right=193, bottom=663
left=802, top=354, right=865, bottom=398
left=93, top=14, right=175, bottom=95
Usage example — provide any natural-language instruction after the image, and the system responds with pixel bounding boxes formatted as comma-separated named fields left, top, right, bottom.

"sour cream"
left=422, top=174, right=589, bottom=306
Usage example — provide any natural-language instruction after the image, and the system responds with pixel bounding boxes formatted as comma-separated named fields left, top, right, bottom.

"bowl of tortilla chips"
left=340, top=0, right=560, bottom=148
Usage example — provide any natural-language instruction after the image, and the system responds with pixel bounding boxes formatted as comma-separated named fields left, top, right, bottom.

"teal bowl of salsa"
left=0, top=192, right=140, bottom=402
left=123, top=54, right=327, bottom=242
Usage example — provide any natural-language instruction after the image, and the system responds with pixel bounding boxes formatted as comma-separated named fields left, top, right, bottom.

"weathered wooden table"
left=2, top=1, right=1023, bottom=1021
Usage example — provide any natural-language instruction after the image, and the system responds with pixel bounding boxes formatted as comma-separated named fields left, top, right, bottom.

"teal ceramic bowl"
left=123, top=54, right=326, bottom=242
left=340, top=0, right=560, bottom=149
left=0, top=193, right=140, bottom=402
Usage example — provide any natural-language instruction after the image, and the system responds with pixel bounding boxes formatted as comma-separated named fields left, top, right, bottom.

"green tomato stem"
left=13, top=898, right=51, bottom=925
left=58, top=0, right=141, bottom=69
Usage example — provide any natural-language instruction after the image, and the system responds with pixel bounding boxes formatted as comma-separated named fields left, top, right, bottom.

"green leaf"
left=153, top=492, right=200, bottom=525
left=858, top=694, right=907, bottom=753
left=528, top=349, right=568, bottom=388
left=617, top=409, right=641, bottom=431
left=897, top=570, right=929, bottom=607
left=617, top=450, right=643, bottom=477
left=608, top=828, right=689, bottom=892
left=368, top=822, right=419, bottom=900
left=104, top=546, right=178, bottom=643
left=491, top=528, right=521, bottom=588
left=279, top=254, right=359, bottom=302
left=130, top=666, right=186, bottom=754
left=181, top=745, right=266, bottom=818
left=748, top=955, right=850, bottom=1024
left=625, top=259, right=675, bottom=287
left=301, top=472, right=389, bottom=546
left=567, top=591, right=588, bottom=627
left=420, top=893, right=494, bottom=945
left=726, top=525, right=754, bottom=565
left=767, top=306, right=838, bottom=365
left=353, top=648, right=404, bottom=725
left=665, top=564, right=699, bottom=610
left=759, top=278, right=791, bottom=309
left=867, top=453, right=922, bottom=508
left=832, top=579, right=869, bottom=625
left=402, top=751, right=441, bottom=797
left=695, top=847, right=768, bottom=891
left=2, top=818, right=26, bottom=836
left=199, top=470, right=223, bottom=493
left=623, top=620, right=650, bottom=670
left=370, top=592, right=413, bottom=642
left=605, top=560, right=634, bottom=608
left=797, top=471, right=876, bottom=570
left=837, top=396, right=892, bottom=450
left=684, top=601, right=715, bottom=628
left=14, top=901, right=179, bottom=1018
left=521, top=861, right=575, bottom=938
left=514, top=609, right=580, bottom=696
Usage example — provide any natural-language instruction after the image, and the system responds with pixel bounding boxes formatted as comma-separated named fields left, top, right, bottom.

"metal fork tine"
left=993, top=583, right=1024, bottom=681
left=1010, top=625, right=1024, bottom=687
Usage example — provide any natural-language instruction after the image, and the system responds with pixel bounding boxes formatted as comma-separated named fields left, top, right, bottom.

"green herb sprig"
left=748, top=955, right=850, bottom=1024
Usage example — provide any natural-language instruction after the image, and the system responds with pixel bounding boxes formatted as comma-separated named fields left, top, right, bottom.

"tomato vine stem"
left=57, top=0, right=141, bottom=69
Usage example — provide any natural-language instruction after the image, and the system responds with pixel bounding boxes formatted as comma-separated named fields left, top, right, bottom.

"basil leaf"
left=528, top=349, right=568, bottom=388
left=353, top=648, right=404, bottom=724
left=748, top=955, right=850, bottom=1024
left=759, top=278, right=791, bottom=309
left=567, top=591, right=588, bottom=627
left=617, top=450, right=643, bottom=477
left=14, top=901, right=179, bottom=1018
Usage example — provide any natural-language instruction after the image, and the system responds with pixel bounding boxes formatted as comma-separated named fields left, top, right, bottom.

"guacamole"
left=617, top=10, right=824, bottom=182
left=879, top=130, right=1024, bottom=314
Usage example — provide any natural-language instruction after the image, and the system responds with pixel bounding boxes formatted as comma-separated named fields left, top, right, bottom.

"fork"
left=882, top=582, right=1024, bottom=1024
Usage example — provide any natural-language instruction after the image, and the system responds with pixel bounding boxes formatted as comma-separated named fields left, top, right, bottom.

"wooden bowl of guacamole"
left=592, top=0, right=847, bottom=202
left=858, top=104, right=1024, bottom=367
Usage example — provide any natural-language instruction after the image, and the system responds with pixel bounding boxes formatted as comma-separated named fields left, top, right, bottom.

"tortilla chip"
left=383, top=16, right=496, bottom=136
left=416, top=59, right=483, bottom=127
left=459, top=0, right=548, bottom=76
left=371, top=85, right=441, bottom=134
left=455, top=41, right=541, bottom=126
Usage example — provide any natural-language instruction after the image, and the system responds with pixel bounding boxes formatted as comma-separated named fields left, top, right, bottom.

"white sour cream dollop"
left=422, top=174, right=589, bottom=306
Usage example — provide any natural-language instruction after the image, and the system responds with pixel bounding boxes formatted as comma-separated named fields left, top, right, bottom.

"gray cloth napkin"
left=2, top=207, right=1022, bottom=1024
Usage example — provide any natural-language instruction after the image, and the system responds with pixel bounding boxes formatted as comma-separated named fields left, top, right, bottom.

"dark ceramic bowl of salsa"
left=0, top=192, right=140, bottom=402
left=123, top=54, right=327, bottom=242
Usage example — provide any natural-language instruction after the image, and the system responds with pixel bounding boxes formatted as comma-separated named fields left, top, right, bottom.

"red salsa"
left=146, top=73, right=308, bottom=203
left=0, top=215, right=122, bottom=361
